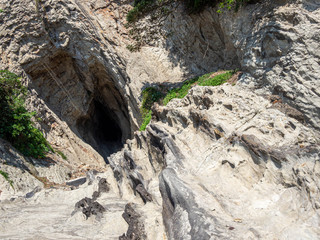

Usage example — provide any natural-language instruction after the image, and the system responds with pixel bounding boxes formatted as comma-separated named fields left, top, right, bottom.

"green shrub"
left=0, top=70, right=52, bottom=158
left=139, top=87, right=164, bottom=130
left=126, top=0, right=260, bottom=24
left=0, top=170, right=14, bottom=189
left=127, top=0, right=155, bottom=23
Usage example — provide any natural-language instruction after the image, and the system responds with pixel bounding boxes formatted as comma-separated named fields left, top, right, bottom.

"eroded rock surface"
left=112, top=84, right=320, bottom=239
left=0, top=0, right=320, bottom=239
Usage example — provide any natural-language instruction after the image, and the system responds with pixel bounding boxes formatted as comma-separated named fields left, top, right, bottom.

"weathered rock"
left=111, top=83, right=320, bottom=239
left=66, top=177, right=87, bottom=187
left=0, top=0, right=320, bottom=239
left=240, top=134, right=289, bottom=164
left=120, top=203, right=147, bottom=240
left=0, top=171, right=129, bottom=239
left=91, top=177, right=110, bottom=200
left=98, top=178, right=110, bottom=193
left=74, top=197, right=106, bottom=219
left=136, top=184, right=152, bottom=203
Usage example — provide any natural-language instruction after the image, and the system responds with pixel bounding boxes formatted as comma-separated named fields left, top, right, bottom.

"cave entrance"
left=77, top=99, right=125, bottom=161
left=26, top=52, right=133, bottom=162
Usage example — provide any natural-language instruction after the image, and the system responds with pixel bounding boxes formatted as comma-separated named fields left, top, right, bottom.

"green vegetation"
left=163, top=78, right=198, bottom=105
left=198, top=71, right=233, bottom=86
left=127, top=0, right=155, bottom=23
left=126, top=44, right=140, bottom=52
left=139, top=87, right=164, bottom=130
left=55, top=150, right=67, bottom=160
left=139, top=70, right=236, bottom=130
left=183, top=0, right=260, bottom=12
left=0, top=70, right=52, bottom=158
left=217, top=0, right=258, bottom=12
left=184, top=0, right=254, bottom=13
left=163, top=70, right=234, bottom=105
left=0, top=170, right=14, bottom=189
left=140, top=110, right=153, bottom=131
left=0, top=9, right=3, bottom=13
left=126, top=0, right=260, bottom=23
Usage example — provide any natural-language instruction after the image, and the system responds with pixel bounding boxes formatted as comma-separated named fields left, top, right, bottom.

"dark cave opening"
left=76, top=100, right=124, bottom=161
left=26, top=52, right=134, bottom=163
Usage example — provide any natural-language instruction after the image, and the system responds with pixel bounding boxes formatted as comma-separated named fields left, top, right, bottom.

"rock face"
left=111, top=84, right=320, bottom=239
left=0, top=0, right=320, bottom=239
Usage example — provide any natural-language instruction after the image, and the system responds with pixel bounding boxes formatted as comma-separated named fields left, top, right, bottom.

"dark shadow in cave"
left=24, top=51, right=133, bottom=163
left=77, top=100, right=124, bottom=162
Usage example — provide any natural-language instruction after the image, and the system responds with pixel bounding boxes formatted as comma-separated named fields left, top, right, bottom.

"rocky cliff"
left=0, top=0, right=319, bottom=239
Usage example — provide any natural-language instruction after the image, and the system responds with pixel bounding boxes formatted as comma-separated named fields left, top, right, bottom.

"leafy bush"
left=0, top=170, right=14, bottom=189
left=162, top=70, right=235, bottom=105
left=0, top=70, right=52, bottom=158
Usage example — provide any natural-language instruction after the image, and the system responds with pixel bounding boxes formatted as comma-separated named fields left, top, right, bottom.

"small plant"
left=0, top=9, right=4, bottom=13
left=0, top=170, right=14, bottom=189
left=217, top=0, right=259, bottom=12
left=55, top=150, right=67, bottom=160
left=163, top=78, right=198, bottom=105
left=140, top=110, right=152, bottom=131
left=126, top=44, right=140, bottom=52
left=126, top=0, right=155, bottom=23
left=139, top=87, right=164, bottom=130
left=0, top=70, right=52, bottom=158
left=198, top=70, right=233, bottom=86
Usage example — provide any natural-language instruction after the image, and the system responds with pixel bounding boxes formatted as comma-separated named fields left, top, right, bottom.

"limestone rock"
left=0, top=0, right=319, bottom=239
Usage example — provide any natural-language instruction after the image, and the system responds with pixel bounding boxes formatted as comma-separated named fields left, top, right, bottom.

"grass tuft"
left=0, top=170, right=14, bottom=189
left=198, top=71, right=233, bottom=86
left=163, top=78, right=198, bottom=105
left=55, top=150, right=67, bottom=160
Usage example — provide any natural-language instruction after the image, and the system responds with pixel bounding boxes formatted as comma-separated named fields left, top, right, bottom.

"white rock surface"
left=0, top=0, right=319, bottom=239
